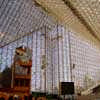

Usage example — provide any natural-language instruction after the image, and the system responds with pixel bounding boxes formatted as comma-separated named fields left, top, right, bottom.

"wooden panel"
left=14, top=86, right=29, bottom=92
left=15, top=75, right=31, bottom=79
left=77, top=95, right=100, bottom=100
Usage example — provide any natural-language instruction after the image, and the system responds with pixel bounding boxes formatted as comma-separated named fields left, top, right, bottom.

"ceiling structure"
left=36, top=0, right=100, bottom=41
left=0, top=0, right=56, bottom=48
left=64, top=0, right=100, bottom=41
left=0, top=0, right=100, bottom=47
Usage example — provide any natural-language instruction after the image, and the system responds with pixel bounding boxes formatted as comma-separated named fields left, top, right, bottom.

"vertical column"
left=67, top=29, right=72, bottom=82
left=40, top=27, right=47, bottom=92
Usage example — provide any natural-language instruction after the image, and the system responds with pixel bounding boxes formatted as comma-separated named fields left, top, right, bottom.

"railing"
left=81, top=82, right=100, bottom=95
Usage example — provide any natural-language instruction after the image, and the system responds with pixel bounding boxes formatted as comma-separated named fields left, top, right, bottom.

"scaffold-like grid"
left=0, top=0, right=100, bottom=95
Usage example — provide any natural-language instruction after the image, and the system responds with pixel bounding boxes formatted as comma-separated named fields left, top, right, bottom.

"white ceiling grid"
left=0, top=0, right=100, bottom=47
left=0, top=0, right=56, bottom=47
left=68, top=0, right=100, bottom=40
left=36, top=0, right=100, bottom=47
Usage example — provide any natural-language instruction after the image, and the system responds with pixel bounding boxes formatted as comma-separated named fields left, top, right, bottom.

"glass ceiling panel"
left=0, top=0, right=56, bottom=47
left=35, top=0, right=100, bottom=41
left=68, top=0, right=100, bottom=40
left=0, top=0, right=100, bottom=47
